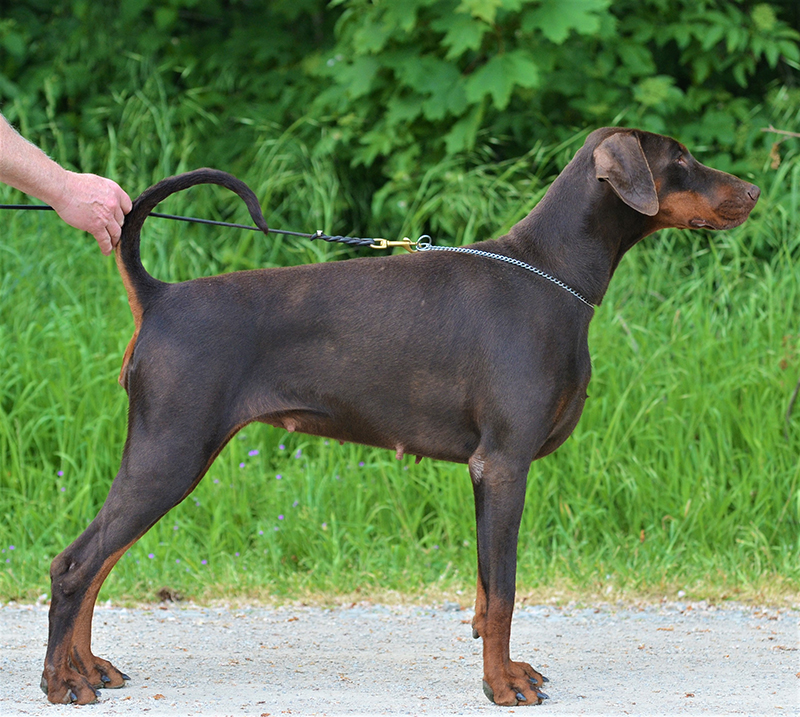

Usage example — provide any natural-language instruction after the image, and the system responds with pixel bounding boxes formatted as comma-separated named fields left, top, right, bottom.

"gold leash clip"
left=369, top=237, right=417, bottom=253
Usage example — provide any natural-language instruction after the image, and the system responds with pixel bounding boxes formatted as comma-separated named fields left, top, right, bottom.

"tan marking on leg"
left=479, top=593, right=545, bottom=704
left=115, top=247, right=145, bottom=390
left=472, top=576, right=487, bottom=638
left=44, top=542, right=134, bottom=704
left=118, top=331, right=138, bottom=390
left=69, top=543, right=133, bottom=687
left=114, top=248, right=143, bottom=328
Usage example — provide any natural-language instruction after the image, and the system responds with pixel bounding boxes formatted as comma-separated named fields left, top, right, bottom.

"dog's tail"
left=116, top=168, right=269, bottom=308
left=115, top=168, right=269, bottom=389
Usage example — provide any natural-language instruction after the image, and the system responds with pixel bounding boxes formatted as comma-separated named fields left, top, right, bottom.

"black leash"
left=0, top=203, right=391, bottom=249
left=1, top=203, right=596, bottom=306
left=148, top=211, right=383, bottom=248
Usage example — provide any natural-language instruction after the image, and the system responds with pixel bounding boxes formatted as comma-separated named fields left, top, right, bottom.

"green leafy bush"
left=1, top=1, right=797, bottom=208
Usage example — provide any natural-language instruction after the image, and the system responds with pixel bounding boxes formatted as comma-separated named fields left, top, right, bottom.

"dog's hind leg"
left=41, top=413, right=232, bottom=704
left=469, top=450, right=548, bottom=706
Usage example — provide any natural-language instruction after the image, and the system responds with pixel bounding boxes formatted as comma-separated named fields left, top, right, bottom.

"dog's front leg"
left=469, top=451, right=548, bottom=706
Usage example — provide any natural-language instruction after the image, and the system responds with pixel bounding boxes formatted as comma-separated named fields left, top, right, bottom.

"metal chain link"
left=415, top=236, right=595, bottom=308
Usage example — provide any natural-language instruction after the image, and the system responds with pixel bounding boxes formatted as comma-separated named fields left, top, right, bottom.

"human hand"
left=52, top=171, right=133, bottom=255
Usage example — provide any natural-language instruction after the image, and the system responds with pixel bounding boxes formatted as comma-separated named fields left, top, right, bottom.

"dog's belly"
left=256, top=409, right=477, bottom=464
left=251, top=384, right=482, bottom=464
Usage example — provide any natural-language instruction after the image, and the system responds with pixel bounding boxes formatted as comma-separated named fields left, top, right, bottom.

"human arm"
left=0, top=114, right=132, bottom=255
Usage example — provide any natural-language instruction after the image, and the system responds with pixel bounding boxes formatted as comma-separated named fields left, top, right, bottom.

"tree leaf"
left=523, top=0, right=610, bottom=45
left=384, top=0, right=421, bottom=34
left=465, top=51, right=539, bottom=110
left=444, top=102, right=484, bottom=153
left=457, top=0, right=504, bottom=24
left=391, top=55, right=468, bottom=120
left=431, top=12, right=489, bottom=60
left=335, top=56, right=380, bottom=99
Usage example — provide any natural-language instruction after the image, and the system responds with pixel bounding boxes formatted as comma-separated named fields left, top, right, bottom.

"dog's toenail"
left=482, top=679, right=495, bottom=703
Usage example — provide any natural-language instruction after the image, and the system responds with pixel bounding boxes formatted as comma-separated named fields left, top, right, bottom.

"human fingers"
left=118, top=186, right=132, bottom=215
left=108, top=214, right=123, bottom=249
left=94, top=226, right=114, bottom=256
left=55, top=172, right=130, bottom=250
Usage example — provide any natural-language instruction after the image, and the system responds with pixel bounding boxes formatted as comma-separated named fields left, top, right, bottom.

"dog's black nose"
left=747, top=184, right=760, bottom=203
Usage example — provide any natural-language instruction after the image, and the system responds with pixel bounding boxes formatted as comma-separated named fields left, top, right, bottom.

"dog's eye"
left=676, top=154, right=688, bottom=168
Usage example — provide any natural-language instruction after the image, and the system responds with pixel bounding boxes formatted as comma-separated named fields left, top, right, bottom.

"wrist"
left=37, top=164, right=72, bottom=211
left=0, top=117, right=70, bottom=206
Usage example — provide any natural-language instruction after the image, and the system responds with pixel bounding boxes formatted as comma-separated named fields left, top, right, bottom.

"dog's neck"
left=499, top=151, right=651, bottom=307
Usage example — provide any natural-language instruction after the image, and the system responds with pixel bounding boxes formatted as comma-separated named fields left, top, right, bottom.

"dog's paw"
left=41, top=671, right=101, bottom=705
left=482, top=660, right=549, bottom=706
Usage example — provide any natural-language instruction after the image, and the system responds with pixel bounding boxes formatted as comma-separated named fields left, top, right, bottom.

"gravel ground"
left=1, top=600, right=797, bottom=716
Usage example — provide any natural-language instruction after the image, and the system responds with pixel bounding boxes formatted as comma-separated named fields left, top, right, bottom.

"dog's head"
left=590, top=128, right=760, bottom=231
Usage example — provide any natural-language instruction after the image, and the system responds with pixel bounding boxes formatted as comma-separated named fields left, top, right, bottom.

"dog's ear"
left=594, top=132, right=659, bottom=216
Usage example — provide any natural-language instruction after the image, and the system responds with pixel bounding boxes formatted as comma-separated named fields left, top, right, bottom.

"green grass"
left=1, top=133, right=798, bottom=606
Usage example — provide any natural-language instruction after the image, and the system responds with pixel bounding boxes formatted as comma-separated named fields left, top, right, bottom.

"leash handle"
left=0, top=204, right=382, bottom=248
left=0, top=204, right=54, bottom=211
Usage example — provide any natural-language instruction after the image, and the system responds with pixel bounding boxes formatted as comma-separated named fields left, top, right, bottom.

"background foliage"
left=1, top=0, right=799, bottom=232
left=1, top=0, right=799, bottom=602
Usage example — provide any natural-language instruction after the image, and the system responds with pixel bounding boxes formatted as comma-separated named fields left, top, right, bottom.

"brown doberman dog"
left=41, top=128, right=758, bottom=706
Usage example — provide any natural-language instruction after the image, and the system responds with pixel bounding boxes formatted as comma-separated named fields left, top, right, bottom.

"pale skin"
left=0, top=114, right=131, bottom=255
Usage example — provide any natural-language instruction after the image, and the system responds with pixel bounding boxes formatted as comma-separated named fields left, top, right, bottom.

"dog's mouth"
left=689, top=218, right=720, bottom=230
left=689, top=210, right=753, bottom=231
